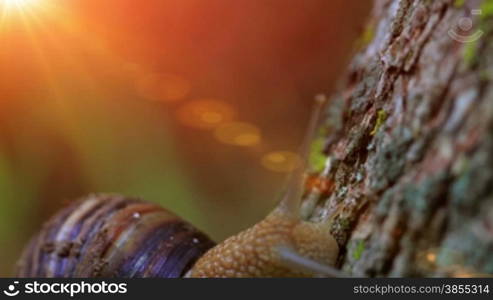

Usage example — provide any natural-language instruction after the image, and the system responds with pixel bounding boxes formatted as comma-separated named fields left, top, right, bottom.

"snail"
left=16, top=96, right=342, bottom=278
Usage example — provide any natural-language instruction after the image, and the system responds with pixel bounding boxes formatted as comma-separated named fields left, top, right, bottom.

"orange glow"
left=177, top=99, right=235, bottom=130
left=214, top=122, right=261, bottom=147
left=305, top=175, right=334, bottom=195
left=261, top=151, right=301, bottom=172
left=136, top=72, right=190, bottom=103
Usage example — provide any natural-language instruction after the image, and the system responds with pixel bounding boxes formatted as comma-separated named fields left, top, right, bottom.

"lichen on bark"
left=305, top=0, right=493, bottom=276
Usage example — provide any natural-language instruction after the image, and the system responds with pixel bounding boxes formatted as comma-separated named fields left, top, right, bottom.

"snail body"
left=187, top=207, right=338, bottom=277
left=17, top=97, right=341, bottom=278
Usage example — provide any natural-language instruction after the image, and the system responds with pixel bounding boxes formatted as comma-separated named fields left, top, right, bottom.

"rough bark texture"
left=306, top=0, right=493, bottom=277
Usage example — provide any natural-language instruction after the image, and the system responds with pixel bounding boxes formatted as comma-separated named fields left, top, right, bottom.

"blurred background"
left=0, top=0, right=370, bottom=276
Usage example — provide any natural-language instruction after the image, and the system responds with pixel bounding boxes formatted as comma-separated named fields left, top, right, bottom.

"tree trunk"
left=309, top=0, right=493, bottom=277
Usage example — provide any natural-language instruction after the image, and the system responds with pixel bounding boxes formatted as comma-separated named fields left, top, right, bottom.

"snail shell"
left=16, top=194, right=215, bottom=278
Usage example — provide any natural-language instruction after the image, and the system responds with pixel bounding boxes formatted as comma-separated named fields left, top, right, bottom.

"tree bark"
left=308, top=0, right=493, bottom=277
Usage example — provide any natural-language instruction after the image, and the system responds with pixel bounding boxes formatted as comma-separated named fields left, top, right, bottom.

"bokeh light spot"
left=177, top=99, right=235, bottom=130
left=426, top=251, right=436, bottom=263
left=261, top=151, right=301, bottom=172
left=136, top=72, right=190, bottom=103
left=201, top=111, right=223, bottom=124
left=214, top=122, right=261, bottom=147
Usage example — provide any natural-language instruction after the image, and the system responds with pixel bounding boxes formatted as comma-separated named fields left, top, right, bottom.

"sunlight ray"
left=12, top=2, right=88, bottom=134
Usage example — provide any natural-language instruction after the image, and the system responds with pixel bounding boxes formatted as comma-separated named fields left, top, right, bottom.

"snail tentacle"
left=278, top=95, right=328, bottom=217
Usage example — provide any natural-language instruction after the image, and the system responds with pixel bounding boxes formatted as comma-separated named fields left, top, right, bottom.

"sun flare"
left=2, top=0, right=37, bottom=9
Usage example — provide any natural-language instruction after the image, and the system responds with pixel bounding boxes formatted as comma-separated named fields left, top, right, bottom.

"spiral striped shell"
left=16, top=194, right=216, bottom=278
